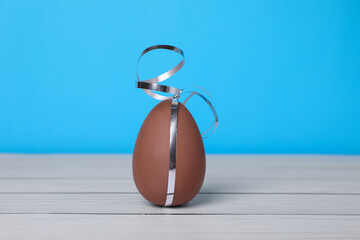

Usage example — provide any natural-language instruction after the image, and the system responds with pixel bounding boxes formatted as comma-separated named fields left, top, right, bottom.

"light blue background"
left=0, top=0, right=359, bottom=154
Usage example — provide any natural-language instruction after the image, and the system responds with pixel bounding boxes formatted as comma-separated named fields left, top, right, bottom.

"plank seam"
left=1, top=213, right=360, bottom=216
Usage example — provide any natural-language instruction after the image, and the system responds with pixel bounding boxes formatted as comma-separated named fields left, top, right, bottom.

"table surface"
left=0, top=154, right=359, bottom=239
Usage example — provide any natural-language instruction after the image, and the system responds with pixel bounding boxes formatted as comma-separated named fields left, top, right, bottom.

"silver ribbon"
left=136, top=45, right=218, bottom=206
left=164, top=99, right=178, bottom=206
left=136, top=45, right=183, bottom=100
left=136, top=45, right=218, bottom=138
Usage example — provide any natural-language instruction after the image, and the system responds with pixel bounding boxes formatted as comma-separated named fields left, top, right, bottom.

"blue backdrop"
left=0, top=0, right=359, bottom=154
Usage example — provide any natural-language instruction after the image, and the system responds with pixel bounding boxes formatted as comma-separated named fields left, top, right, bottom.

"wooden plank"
left=0, top=154, right=128, bottom=178
left=0, top=193, right=359, bottom=215
left=1, top=154, right=360, bottom=194
left=1, top=178, right=360, bottom=194
left=1, top=154, right=360, bottom=179
left=0, top=214, right=359, bottom=240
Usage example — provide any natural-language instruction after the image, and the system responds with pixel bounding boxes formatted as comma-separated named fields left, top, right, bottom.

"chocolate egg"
left=133, top=99, right=205, bottom=206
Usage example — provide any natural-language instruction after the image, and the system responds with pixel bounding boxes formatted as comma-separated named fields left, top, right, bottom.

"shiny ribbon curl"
left=136, top=44, right=218, bottom=138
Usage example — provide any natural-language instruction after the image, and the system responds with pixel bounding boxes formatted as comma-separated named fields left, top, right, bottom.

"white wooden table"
left=0, top=154, right=359, bottom=239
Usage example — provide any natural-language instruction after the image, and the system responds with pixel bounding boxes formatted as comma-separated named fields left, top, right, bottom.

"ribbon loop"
left=136, top=45, right=218, bottom=138
left=182, top=86, right=218, bottom=138
left=136, top=45, right=183, bottom=100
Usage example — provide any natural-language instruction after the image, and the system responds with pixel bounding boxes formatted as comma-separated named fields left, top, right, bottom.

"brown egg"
left=133, top=99, right=205, bottom=206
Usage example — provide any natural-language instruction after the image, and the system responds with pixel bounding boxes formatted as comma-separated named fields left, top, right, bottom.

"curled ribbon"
left=136, top=45, right=218, bottom=138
